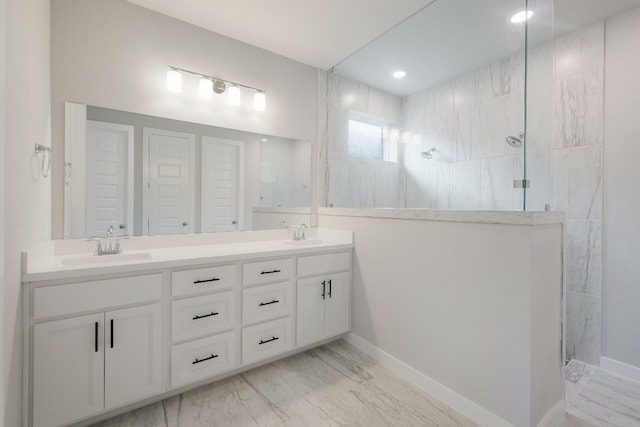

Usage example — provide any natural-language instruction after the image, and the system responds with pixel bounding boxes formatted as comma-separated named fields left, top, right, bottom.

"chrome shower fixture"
left=421, top=147, right=438, bottom=159
left=506, top=132, right=525, bottom=148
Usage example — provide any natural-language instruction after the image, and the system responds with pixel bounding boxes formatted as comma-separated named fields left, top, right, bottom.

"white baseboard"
left=601, top=356, right=640, bottom=383
left=536, top=401, right=565, bottom=427
left=343, top=333, right=515, bottom=427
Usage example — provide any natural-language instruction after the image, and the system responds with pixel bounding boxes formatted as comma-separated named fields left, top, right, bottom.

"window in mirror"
left=347, top=111, right=397, bottom=162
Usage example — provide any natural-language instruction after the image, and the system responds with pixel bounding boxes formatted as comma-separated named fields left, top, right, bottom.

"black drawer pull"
left=260, top=269, right=281, bottom=275
left=328, top=279, right=332, bottom=298
left=258, top=336, right=279, bottom=345
left=192, top=354, right=219, bottom=365
left=94, top=322, right=99, bottom=352
left=193, top=311, right=219, bottom=320
left=194, top=277, right=220, bottom=284
left=110, top=319, right=114, bottom=348
left=322, top=280, right=326, bottom=300
left=259, top=299, right=280, bottom=307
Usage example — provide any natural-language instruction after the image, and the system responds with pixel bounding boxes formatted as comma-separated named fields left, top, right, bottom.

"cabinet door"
left=296, top=276, right=326, bottom=347
left=104, top=303, right=162, bottom=409
left=325, top=272, right=351, bottom=338
left=33, top=313, right=105, bottom=427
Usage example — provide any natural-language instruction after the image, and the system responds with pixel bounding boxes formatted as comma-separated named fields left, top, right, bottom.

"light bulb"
left=228, top=85, right=241, bottom=106
left=167, top=69, right=182, bottom=93
left=199, top=78, right=213, bottom=100
left=393, top=70, right=406, bottom=79
left=254, top=91, right=266, bottom=111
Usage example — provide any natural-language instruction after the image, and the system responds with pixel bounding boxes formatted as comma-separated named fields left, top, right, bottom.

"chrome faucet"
left=292, top=223, right=307, bottom=241
left=97, top=226, right=122, bottom=256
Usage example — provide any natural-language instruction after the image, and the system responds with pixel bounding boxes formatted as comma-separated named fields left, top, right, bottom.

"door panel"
left=104, top=303, right=162, bottom=409
left=144, top=128, right=195, bottom=235
left=296, top=276, right=326, bottom=347
left=324, top=272, right=351, bottom=338
left=201, top=137, right=242, bottom=232
left=33, top=313, right=105, bottom=427
left=86, top=121, right=134, bottom=237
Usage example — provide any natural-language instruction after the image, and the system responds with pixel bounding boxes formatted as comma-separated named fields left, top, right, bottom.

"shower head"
left=506, top=132, right=525, bottom=148
left=421, top=147, right=437, bottom=159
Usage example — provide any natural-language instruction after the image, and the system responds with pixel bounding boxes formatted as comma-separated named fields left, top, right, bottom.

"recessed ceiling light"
left=393, top=70, right=406, bottom=79
left=510, top=10, right=533, bottom=23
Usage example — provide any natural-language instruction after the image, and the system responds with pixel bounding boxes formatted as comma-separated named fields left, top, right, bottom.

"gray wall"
left=3, top=0, right=51, bottom=425
left=51, top=0, right=319, bottom=238
left=603, top=7, right=640, bottom=369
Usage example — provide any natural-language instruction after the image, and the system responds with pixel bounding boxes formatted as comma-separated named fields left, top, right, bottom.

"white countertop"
left=22, top=228, right=353, bottom=283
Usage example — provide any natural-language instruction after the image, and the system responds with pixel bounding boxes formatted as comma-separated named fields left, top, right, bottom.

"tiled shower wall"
left=322, top=22, right=605, bottom=365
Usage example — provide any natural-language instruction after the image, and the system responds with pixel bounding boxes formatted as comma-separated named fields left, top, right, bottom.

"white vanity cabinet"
left=296, top=253, right=351, bottom=347
left=23, top=231, right=353, bottom=427
left=30, top=275, right=163, bottom=427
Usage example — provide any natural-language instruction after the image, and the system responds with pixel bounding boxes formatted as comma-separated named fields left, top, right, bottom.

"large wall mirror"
left=64, top=102, right=311, bottom=238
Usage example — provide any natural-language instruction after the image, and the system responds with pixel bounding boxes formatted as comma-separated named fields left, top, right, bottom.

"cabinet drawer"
left=171, top=292, right=235, bottom=342
left=243, top=282, right=292, bottom=325
left=171, top=331, right=236, bottom=387
left=242, top=258, right=292, bottom=286
left=297, top=252, right=351, bottom=277
left=172, top=265, right=236, bottom=297
left=242, top=317, right=293, bottom=365
left=34, top=274, right=162, bottom=320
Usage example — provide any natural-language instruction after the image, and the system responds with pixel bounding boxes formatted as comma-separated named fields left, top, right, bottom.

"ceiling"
left=127, top=0, right=640, bottom=96
left=125, top=0, right=434, bottom=70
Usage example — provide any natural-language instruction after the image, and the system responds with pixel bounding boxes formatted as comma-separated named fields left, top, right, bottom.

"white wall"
left=603, top=7, right=640, bottom=370
left=51, top=0, right=319, bottom=238
left=319, top=212, right=562, bottom=426
left=4, top=0, right=51, bottom=426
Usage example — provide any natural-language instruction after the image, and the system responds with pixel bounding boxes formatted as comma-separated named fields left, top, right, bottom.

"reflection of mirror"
left=64, top=102, right=310, bottom=238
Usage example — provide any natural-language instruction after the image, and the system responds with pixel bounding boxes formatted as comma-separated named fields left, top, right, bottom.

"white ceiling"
left=125, top=0, right=434, bottom=70
left=127, top=0, right=640, bottom=96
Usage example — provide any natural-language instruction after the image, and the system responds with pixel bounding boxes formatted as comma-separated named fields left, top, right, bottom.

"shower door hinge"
left=513, top=179, right=530, bottom=189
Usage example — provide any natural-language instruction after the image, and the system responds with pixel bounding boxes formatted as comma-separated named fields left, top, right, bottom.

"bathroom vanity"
left=22, top=229, right=353, bottom=427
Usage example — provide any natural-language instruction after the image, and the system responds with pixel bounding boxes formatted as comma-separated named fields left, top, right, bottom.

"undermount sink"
left=60, top=252, right=152, bottom=266
left=284, top=239, right=324, bottom=247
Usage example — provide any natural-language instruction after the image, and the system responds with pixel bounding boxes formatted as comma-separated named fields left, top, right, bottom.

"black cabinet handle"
left=192, top=354, right=219, bottom=365
left=110, top=319, right=114, bottom=349
left=259, top=299, right=280, bottom=307
left=322, top=280, right=326, bottom=300
left=194, top=277, right=220, bottom=284
left=193, top=311, right=219, bottom=320
left=258, top=336, right=279, bottom=345
left=328, top=279, right=332, bottom=298
left=260, top=269, right=281, bottom=275
left=94, top=322, right=98, bottom=352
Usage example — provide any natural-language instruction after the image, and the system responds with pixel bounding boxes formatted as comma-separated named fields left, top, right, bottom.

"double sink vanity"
left=21, top=228, right=353, bottom=427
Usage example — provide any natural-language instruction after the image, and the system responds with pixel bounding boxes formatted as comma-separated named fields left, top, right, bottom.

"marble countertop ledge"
left=22, top=228, right=353, bottom=283
left=318, top=207, right=565, bottom=226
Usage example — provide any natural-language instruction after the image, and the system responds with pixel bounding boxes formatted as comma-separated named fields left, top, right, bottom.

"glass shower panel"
left=523, top=0, right=555, bottom=211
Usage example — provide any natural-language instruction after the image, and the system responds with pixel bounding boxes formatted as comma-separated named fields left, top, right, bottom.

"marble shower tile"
left=568, top=145, right=603, bottom=220
left=567, top=369, right=640, bottom=427
left=554, top=22, right=605, bottom=80
left=522, top=150, right=552, bottom=211
left=450, top=161, right=481, bottom=210
left=552, top=148, right=570, bottom=212
left=566, top=220, right=602, bottom=296
left=553, top=69, right=604, bottom=149
left=566, top=291, right=602, bottom=366
left=480, top=156, right=515, bottom=210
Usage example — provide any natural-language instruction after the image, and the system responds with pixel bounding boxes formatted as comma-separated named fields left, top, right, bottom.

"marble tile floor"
left=91, top=340, right=634, bottom=427
left=565, top=359, right=640, bottom=426
left=92, top=340, right=480, bottom=427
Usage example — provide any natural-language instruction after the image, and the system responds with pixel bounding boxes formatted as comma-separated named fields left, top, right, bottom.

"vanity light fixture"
left=228, top=85, right=241, bottom=106
left=393, top=70, right=406, bottom=79
left=254, top=91, right=266, bottom=112
left=199, top=78, right=213, bottom=100
left=510, top=10, right=533, bottom=23
left=167, top=66, right=266, bottom=111
left=166, top=68, right=182, bottom=93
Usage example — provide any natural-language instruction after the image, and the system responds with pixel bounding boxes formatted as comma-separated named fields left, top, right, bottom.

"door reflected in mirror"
left=64, top=102, right=311, bottom=238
